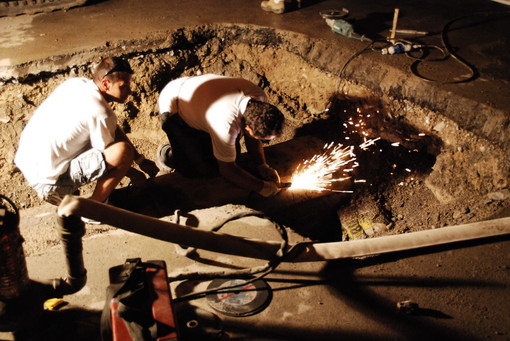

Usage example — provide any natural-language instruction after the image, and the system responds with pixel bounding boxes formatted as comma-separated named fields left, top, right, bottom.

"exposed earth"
left=0, top=1, right=509, bottom=339
left=1, top=24, right=509, bottom=255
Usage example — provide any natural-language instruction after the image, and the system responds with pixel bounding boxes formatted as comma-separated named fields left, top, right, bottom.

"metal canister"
left=0, top=195, right=29, bottom=300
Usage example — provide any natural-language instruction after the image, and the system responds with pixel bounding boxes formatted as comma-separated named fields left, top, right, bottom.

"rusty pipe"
left=58, top=195, right=510, bottom=263
left=1, top=194, right=86, bottom=300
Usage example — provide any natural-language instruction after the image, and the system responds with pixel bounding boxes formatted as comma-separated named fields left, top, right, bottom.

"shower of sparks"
left=288, top=138, right=380, bottom=192
left=289, top=142, right=355, bottom=192
left=287, top=99, right=430, bottom=193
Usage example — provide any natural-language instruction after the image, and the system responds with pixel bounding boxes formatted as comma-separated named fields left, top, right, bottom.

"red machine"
left=104, top=259, right=179, bottom=341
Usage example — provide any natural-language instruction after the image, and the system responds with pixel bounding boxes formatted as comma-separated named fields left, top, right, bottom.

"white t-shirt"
left=15, top=78, right=117, bottom=185
left=158, top=74, right=267, bottom=162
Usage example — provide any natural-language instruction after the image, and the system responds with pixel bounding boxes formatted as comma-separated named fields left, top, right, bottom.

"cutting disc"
left=319, top=8, right=350, bottom=19
left=206, top=278, right=272, bottom=317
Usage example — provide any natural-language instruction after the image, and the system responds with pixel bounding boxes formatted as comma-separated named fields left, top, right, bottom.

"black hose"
left=410, top=11, right=510, bottom=84
left=170, top=211, right=291, bottom=303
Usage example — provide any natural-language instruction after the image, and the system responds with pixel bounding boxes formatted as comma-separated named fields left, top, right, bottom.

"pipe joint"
left=51, top=271, right=88, bottom=297
left=56, top=214, right=85, bottom=240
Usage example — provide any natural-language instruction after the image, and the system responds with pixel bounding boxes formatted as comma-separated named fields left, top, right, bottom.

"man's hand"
left=258, top=180, right=281, bottom=197
left=139, top=159, right=159, bottom=178
left=257, top=163, right=280, bottom=183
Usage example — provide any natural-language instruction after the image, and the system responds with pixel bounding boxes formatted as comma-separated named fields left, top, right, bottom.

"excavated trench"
left=1, top=24, right=509, bottom=243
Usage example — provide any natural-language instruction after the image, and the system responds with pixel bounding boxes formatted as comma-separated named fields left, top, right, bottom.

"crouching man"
left=15, top=57, right=159, bottom=212
left=157, top=74, right=284, bottom=197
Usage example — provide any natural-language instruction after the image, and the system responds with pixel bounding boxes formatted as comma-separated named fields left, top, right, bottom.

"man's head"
left=93, top=57, right=134, bottom=103
left=244, top=100, right=284, bottom=142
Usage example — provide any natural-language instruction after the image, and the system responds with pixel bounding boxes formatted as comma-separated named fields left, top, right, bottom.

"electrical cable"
left=172, top=241, right=315, bottom=303
left=330, top=10, right=510, bottom=88
left=409, top=22, right=473, bottom=83
left=173, top=264, right=274, bottom=303
left=323, top=40, right=377, bottom=112
left=170, top=211, right=293, bottom=303
left=335, top=40, right=375, bottom=94
left=409, top=11, right=510, bottom=83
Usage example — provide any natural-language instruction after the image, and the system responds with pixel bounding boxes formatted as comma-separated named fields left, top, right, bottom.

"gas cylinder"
left=0, top=195, right=29, bottom=301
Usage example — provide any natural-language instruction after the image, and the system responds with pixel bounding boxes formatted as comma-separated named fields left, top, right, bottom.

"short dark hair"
left=244, top=100, right=284, bottom=138
left=93, top=57, right=133, bottom=83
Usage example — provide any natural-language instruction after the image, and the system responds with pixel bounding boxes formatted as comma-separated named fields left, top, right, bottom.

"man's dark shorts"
left=160, top=112, right=219, bottom=178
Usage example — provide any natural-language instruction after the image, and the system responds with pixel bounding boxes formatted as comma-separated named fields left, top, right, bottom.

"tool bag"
left=100, top=258, right=179, bottom=341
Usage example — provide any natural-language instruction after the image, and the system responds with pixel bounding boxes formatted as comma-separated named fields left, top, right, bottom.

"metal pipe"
left=52, top=214, right=87, bottom=296
left=57, top=195, right=283, bottom=260
left=58, top=195, right=510, bottom=262
left=290, top=217, right=510, bottom=261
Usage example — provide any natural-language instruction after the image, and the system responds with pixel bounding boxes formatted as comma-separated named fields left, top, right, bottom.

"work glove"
left=257, top=163, right=281, bottom=183
left=258, top=181, right=281, bottom=197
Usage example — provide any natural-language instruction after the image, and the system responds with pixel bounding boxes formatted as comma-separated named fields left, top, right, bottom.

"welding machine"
left=101, top=258, right=179, bottom=341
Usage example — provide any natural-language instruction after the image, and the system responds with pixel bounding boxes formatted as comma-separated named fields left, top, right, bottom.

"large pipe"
left=58, top=195, right=510, bottom=262
left=51, top=214, right=87, bottom=296
left=58, top=195, right=283, bottom=260
left=289, top=217, right=510, bottom=261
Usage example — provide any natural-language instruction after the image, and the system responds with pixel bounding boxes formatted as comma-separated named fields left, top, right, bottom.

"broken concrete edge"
left=1, top=23, right=507, bottom=152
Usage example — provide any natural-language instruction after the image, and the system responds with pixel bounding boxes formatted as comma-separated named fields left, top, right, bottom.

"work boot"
left=156, top=143, right=175, bottom=172
left=261, top=0, right=286, bottom=14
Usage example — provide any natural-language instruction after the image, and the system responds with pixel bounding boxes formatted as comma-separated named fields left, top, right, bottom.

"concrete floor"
left=21, top=217, right=510, bottom=340
left=1, top=0, right=510, bottom=340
